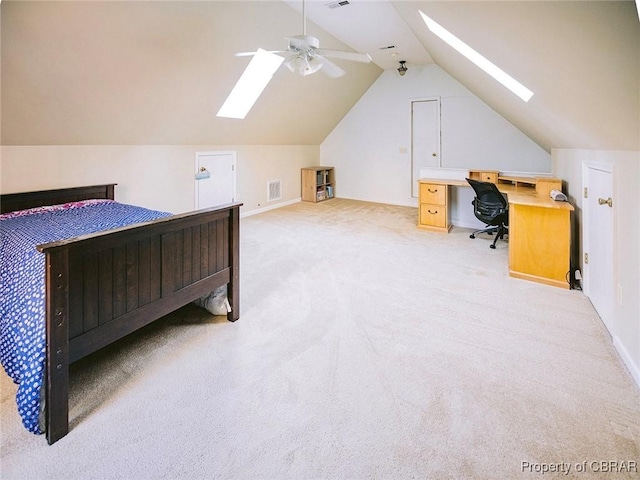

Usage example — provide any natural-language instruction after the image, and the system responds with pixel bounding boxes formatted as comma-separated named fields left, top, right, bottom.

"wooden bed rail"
left=37, top=202, right=242, bottom=444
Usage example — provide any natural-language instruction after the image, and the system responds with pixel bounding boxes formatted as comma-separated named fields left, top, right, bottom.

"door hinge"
left=232, top=165, right=235, bottom=171
left=584, top=252, right=589, bottom=264
left=583, top=187, right=588, bottom=198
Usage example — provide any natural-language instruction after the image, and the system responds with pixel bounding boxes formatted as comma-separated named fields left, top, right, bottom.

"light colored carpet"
left=1, top=198, right=639, bottom=479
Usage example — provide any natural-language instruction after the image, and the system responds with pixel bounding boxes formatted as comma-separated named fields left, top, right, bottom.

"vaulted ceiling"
left=0, top=1, right=382, bottom=145
left=1, top=1, right=638, bottom=151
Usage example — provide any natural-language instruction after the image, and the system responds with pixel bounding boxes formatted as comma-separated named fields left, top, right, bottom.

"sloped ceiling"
left=297, top=0, right=639, bottom=152
left=392, top=1, right=640, bottom=151
left=0, top=1, right=382, bottom=145
left=1, top=1, right=639, bottom=151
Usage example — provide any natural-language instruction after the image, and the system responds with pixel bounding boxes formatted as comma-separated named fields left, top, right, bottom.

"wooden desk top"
left=419, top=178, right=469, bottom=187
left=418, top=178, right=574, bottom=211
left=507, top=191, right=574, bottom=210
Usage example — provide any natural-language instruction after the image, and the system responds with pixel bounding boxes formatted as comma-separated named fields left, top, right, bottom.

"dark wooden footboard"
left=2, top=184, right=241, bottom=445
left=38, top=202, right=241, bottom=444
left=37, top=202, right=241, bottom=444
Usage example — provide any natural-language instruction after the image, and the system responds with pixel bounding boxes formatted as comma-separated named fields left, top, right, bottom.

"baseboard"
left=240, top=198, right=301, bottom=218
left=613, top=335, right=640, bottom=391
left=336, top=195, right=418, bottom=208
left=451, top=218, right=485, bottom=230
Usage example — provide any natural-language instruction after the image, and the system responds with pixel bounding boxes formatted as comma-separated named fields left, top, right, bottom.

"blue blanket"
left=0, top=199, right=171, bottom=434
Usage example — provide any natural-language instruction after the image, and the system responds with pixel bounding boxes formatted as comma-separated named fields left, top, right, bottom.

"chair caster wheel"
left=490, top=244, right=496, bottom=249
left=470, top=234, right=475, bottom=239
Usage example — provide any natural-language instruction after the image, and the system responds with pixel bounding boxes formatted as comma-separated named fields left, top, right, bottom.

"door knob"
left=598, top=197, right=613, bottom=207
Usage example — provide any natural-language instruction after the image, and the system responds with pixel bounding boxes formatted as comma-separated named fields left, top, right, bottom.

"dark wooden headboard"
left=0, top=184, right=117, bottom=214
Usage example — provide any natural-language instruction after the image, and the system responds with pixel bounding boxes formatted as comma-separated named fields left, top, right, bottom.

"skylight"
left=419, top=11, right=534, bottom=103
left=217, top=49, right=284, bottom=119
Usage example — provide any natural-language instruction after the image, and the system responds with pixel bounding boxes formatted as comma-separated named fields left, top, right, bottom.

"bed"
left=0, top=184, right=241, bottom=444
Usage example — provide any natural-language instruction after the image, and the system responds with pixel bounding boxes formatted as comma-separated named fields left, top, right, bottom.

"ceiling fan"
left=237, top=0, right=372, bottom=78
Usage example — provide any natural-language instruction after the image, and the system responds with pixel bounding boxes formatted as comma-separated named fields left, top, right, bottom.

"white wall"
left=553, top=149, right=640, bottom=389
left=0, top=145, right=319, bottom=215
left=320, top=64, right=552, bottom=224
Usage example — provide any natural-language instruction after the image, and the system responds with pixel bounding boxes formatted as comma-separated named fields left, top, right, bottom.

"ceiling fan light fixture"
left=284, top=55, right=305, bottom=75
left=285, top=53, right=322, bottom=76
left=306, top=55, right=323, bottom=75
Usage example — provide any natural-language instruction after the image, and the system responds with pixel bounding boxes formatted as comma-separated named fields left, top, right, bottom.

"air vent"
left=268, top=180, right=282, bottom=202
left=326, top=1, right=350, bottom=9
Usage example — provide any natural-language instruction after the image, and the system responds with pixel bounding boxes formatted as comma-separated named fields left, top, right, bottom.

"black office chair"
left=466, top=178, right=509, bottom=249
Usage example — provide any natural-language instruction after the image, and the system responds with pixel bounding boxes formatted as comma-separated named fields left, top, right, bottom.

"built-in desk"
left=417, top=175, right=574, bottom=289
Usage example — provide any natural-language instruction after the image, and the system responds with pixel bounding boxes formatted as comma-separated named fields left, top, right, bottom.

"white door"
left=411, top=99, right=441, bottom=197
left=195, top=151, right=236, bottom=209
left=583, top=163, right=614, bottom=335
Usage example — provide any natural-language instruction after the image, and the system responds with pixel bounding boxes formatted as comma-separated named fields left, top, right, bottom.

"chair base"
left=470, top=225, right=508, bottom=249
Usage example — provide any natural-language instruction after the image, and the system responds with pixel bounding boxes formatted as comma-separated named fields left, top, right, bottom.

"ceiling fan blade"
left=235, top=50, right=287, bottom=57
left=315, top=55, right=346, bottom=78
left=318, top=49, right=372, bottom=63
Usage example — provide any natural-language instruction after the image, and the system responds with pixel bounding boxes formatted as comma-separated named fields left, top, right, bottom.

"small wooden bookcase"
left=301, top=167, right=335, bottom=202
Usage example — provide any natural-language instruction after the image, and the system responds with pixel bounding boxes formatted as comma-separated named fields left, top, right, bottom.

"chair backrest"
left=466, top=178, right=508, bottom=224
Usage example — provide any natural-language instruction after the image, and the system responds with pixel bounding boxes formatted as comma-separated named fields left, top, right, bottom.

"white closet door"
left=195, top=151, right=236, bottom=209
left=583, top=163, right=615, bottom=336
left=411, top=99, right=441, bottom=197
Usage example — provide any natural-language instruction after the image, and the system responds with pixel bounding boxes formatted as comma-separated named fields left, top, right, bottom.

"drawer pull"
left=427, top=188, right=438, bottom=193
left=427, top=209, right=439, bottom=214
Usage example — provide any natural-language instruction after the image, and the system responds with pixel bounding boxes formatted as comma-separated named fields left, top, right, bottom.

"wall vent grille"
left=327, top=1, right=350, bottom=9
left=268, top=180, right=282, bottom=202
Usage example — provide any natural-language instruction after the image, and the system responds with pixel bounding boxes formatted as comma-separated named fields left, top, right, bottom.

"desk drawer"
left=420, top=183, right=446, bottom=205
left=420, top=204, right=446, bottom=228
left=469, top=170, right=499, bottom=183
left=479, top=171, right=498, bottom=183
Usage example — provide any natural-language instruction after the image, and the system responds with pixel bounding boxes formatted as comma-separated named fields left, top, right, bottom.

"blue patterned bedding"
left=0, top=199, right=171, bottom=434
